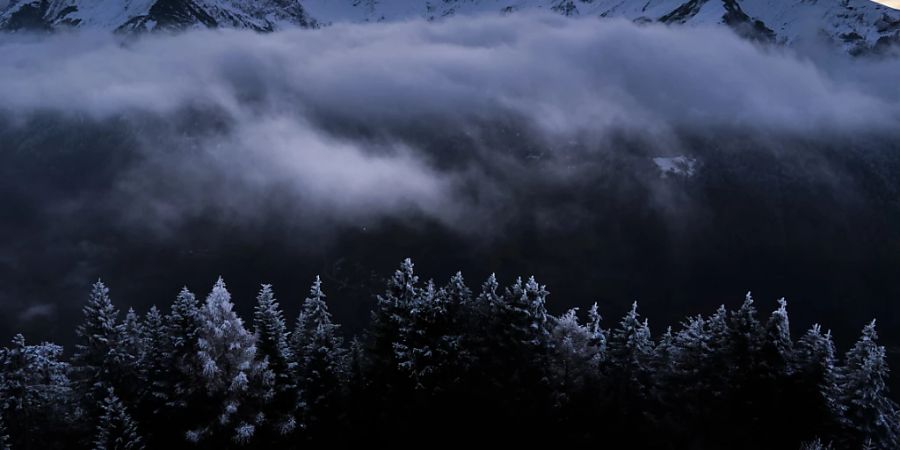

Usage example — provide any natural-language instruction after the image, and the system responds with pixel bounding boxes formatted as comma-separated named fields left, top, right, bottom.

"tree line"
left=0, top=259, right=897, bottom=449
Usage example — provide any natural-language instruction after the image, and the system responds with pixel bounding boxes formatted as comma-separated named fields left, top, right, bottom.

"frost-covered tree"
left=799, top=438, right=833, bottom=450
left=72, top=280, right=131, bottom=408
left=608, top=302, right=654, bottom=391
left=794, top=325, right=845, bottom=443
left=662, top=312, right=726, bottom=431
left=475, top=275, right=553, bottom=401
left=839, top=321, right=899, bottom=449
left=167, top=288, right=202, bottom=408
left=188, top=278, right=274, bottom=445
left=762, top=298, right=794, bottom=378
left=605, top=302, right=655, bottom=439
left=0, top=334, right=72, bottom=448
left=293, top=277, right=346, bottom=432
left=93, top=388, right=143, bottom=450
left=140, top=306, right=169, bottom=409
left=587, top=303, right=607, bottom=362
left=119, top=308, right=146, bottom=404
left=168, top=288, right=201, bottom=361
left=134, top=305, right=171, bottom=447
left=727, top=293, right=764, bottom=373
left=394, top=280, right=468, bottom=393
left=251, top=284, right=295, bottom=436
left=367, top=259, right=419, bottom=392
left=704, top=305, right=731, bottom=387
left=549, top=308, right=602, bottom=408
left=122, top=309, right=145, bottom=366
left=253, top=285, right=292, bottom=380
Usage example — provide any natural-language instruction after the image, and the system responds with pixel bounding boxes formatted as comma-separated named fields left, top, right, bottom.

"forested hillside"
left=0, top=259, right=896, bottom=449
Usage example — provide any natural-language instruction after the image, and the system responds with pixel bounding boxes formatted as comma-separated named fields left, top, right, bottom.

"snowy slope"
left=0, top=0, right=897, bottom=54
left=0, top=0, right=313, bottom=31
left=303, top=0, right=899, bottom=53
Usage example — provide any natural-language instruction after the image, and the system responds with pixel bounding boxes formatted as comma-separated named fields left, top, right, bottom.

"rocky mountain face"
left=303, top=0, right=900, bottom=54
left=0, top=0, right=898, bottom=54
left=0, top=0, right=312, bottom=32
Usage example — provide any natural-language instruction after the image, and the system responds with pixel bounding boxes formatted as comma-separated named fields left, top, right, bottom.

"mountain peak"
left=1, top=0, right=897, bottom=54
left=0, top=0, right=313, bottom=32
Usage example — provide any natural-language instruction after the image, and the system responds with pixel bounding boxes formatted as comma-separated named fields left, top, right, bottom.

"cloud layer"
left=2, top=14, right=900, bottom=344
left=1, top=16, right=899, bottom=235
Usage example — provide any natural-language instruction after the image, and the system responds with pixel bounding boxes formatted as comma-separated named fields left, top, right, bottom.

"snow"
left=1, top=0, right=898, bottom=54
left=302, top=0, right=900, bottom=53
left=652, top=155, right=697, bottom=177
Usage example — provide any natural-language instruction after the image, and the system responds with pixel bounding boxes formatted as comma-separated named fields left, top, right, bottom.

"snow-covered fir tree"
left=0, top=334, right=72, bottom=448
left=189, top=278, right=274, bottom=445
left=608, top=302, right=654, bottom=391
left=121, top=308, right=145, bottom=367
left=761, top=298, right=794, bottom=378
left=72, top=280, right=130, bottom=406
left=795, top=324, right=846, bottom=441
left=119, top=308, right=146, bottom=403
left=93, top=388, right=143, bottom=450
left=549, top=308, right=602, bottom=408
left=587, top=302, right=608, bottom=362
left=251, top=284, right=295, bottom=436
left=141, top=306, right=168, bottom=403
left=394, top=280, right=468, bottom=393
left=166, top=287, right=202, bottom=408
left=727, top=293, right=764, bottom=373
left=839, top=321, right=900, bottom=449
left=293, top=276, right=346, bottom=431
left=367, top=259, right=419, bottom=392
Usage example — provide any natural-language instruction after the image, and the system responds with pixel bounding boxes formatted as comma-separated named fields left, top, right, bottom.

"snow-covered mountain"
left=0, top=0, right=313, bottom=32
left=304, top=0, right=900, bottom=54
left=1, top=0, right=898, bottom=54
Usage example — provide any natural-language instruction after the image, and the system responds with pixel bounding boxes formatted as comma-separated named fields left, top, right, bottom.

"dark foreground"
left=0, top=259, right=896, bottom=449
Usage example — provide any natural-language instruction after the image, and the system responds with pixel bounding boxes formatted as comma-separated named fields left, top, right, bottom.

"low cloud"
left=1, top=16, right=898, bottom=234
left=2, top=14, right=900, bottom=343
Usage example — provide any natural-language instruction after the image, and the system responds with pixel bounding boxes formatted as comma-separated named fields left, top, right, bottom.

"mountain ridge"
left=0, top=0, right=898, bottom=54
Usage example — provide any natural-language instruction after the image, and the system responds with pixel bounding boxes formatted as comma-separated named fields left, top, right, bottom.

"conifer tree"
left=167, top=287, right=202, bottom=409
left=73, top=280, right=129, bottom=404
left=0, top=334, right=71, bottom=449
left=293, top=277, right=346, bottom=432
left=135, top=306, right=171, bottom=447
left=605, top=302, right=655, bottom=441
left=119, top=308, right=146, bottom=404
left=839, top=321, right=900, bottom=449
left=254, top=285, right=292, bottom=380
left=483, top=276, right=553, bottom=391
left=252, top=284, right=295, bottom=436
left=93, top=388, right=143, bottom=450
left=140, top=306, right=169, bottom=409
left=608, top=302, right=654, bottom=391
left=728, top=293, right=764, bottom=372
left=795, top=325, right=845, bottom=442
left=168, top=288, right=201, bottom=362
left=587, top=303, right=607, bottom=362
left=395, top=280, right=470, bottom=393
left=762, top=298, right=794, bottom=378
left=122, top=309, right=145, bottom=367
left=367, top=259, right=419, bottom=391
left=549, top=309, right=602, bottom=408
left=703, top=305, right=731, bottom=393
left=189, top=278, right=274, bottom=445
